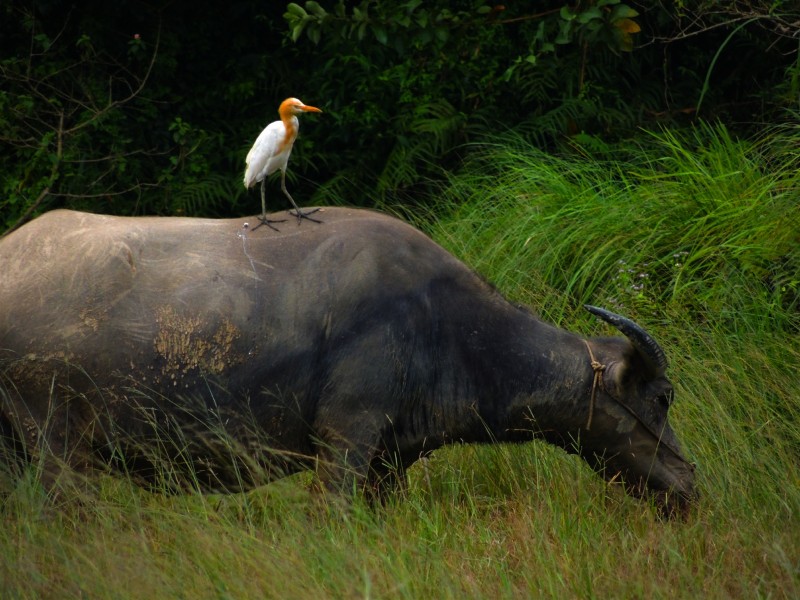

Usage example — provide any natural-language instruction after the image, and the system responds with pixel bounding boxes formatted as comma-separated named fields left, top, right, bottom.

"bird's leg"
left=253, top=179, right=287, bottom=231
left=281, top=171, right=322, bottom=225
left=260, top=177, right=267, bottom=220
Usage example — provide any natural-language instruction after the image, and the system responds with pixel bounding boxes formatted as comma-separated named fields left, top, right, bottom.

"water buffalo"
left=0, top=208, right=696, bottom=515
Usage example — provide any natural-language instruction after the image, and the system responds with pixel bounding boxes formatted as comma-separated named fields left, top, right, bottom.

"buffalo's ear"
left=603, top=360, right=630, bottom=399
left=604, top=346, right=674, bottom=414
left=602, top=334, right=652, bottom=398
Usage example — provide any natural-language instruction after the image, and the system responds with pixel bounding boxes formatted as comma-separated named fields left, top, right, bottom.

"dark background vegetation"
left=1, top=0, right=798, bottom=230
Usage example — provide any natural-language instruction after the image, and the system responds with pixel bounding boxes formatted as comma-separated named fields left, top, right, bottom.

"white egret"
left=243, top=97, right=322, bottom=229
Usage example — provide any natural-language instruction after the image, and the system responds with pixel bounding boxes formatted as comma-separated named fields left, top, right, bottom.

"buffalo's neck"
left=446, top=300, right=592, bottom=445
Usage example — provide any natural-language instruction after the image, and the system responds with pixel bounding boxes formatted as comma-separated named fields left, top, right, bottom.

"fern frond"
left=168, top=174, right=240, bottom=216
left=376, top=99, right=467, bottom=195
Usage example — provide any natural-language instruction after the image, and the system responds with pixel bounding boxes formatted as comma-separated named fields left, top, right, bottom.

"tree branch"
left=2, top=111, right=64, bottom=237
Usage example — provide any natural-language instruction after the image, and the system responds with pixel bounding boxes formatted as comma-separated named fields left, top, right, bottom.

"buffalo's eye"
left=658, top=388, right=674, bottom=408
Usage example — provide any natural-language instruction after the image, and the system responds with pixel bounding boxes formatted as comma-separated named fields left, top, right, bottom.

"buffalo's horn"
left=583, top=305, right=668, bottom=376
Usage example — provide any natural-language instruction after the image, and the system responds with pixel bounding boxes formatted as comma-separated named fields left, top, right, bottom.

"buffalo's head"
left=580, top=305, right=697, bottom=518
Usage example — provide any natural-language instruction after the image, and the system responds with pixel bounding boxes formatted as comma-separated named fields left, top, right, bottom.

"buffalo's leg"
left=312, top=429, right=374, bottom=498
left=365, top=452, right=409, bottom=504
left=311, top=430, right=414, bottom=506
left=3, top=378, right=103, bottom=498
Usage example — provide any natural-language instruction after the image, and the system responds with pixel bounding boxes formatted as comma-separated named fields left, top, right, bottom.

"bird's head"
left=280, top=98, right=323, bottom=117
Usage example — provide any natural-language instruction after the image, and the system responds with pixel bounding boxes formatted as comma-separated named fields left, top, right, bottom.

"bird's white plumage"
left=243, top=116, right=298, bottom=189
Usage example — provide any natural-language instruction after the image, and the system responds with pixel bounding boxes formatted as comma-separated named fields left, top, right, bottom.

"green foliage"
left=421, top=123, right=799, bottom=334
left=286, top=1, right=798, bottom=209
left=2, top=1, right=798, bottom=228
left=285, top=0, right=484, bottom=50
left=557, top=0, right=642, bottom=52
left=285, top=0, right=642, bottom=56
left=0, top=3, right=289, bottom=228
left=2, top=9, right=145, bottom=225
left=284, top=0, right=653, bottom=206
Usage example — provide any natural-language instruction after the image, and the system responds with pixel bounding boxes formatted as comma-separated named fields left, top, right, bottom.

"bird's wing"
left=244, top=121, right=287, bottom=188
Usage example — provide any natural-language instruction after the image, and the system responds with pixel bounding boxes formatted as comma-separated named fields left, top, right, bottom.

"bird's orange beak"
left=301, top=104, right=322, bottom=114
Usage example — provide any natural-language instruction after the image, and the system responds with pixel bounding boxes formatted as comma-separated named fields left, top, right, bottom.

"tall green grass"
left=1, top=124, right=798, bottom=598
left=419, top=122, right=798, bottom=334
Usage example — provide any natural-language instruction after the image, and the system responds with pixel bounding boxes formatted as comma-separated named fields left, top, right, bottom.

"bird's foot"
left=290, top=208, right=323, bottom=225
left=252, top=216, right=288, bottom=232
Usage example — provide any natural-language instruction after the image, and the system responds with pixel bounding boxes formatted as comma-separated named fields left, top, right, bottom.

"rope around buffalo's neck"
left=582, top=339, right=606, bottom=431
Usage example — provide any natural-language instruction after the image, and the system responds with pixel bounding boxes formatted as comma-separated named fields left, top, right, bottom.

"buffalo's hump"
left=0, top=208, right=484, bottom=389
